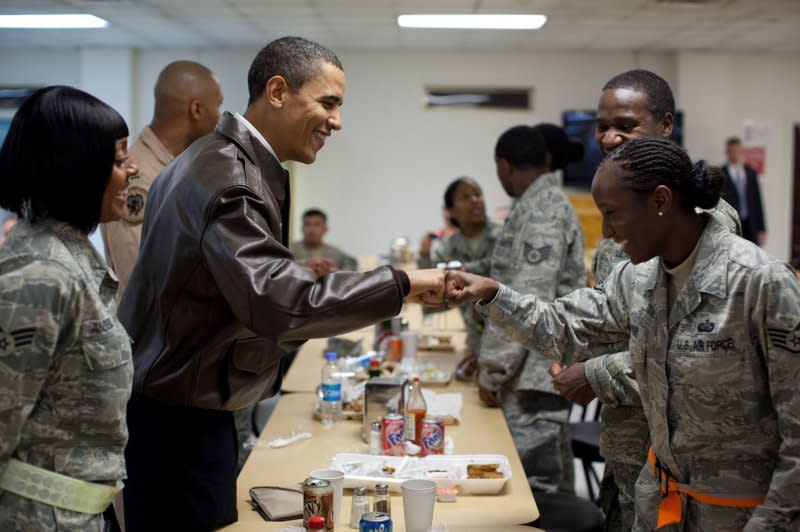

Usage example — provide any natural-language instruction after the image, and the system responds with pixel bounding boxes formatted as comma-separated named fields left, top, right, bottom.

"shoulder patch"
left=122, top=184, right=148, bottom=224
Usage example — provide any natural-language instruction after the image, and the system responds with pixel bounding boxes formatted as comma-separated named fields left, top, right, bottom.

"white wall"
left=1, top=47, right=798, bottom=259
left=678, top=52, right=800, bottom=260
left=293, top=48, right=679, bottom=257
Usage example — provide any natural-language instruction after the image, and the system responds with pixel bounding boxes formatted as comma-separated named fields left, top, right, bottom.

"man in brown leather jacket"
left=119, top=36, right=443, bottom=531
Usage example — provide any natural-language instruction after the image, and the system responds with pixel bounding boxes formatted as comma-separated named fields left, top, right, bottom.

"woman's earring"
left=658, top=211, right=663, bottom=217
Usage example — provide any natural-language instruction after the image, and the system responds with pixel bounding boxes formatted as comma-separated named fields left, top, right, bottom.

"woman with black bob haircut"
left=447, top=137, right=800, bottom=530
left=0, top=85, right=138, bottom=530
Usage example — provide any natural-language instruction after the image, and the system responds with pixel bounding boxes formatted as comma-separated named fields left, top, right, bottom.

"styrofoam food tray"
left=330, top=453, right=511, bottom=495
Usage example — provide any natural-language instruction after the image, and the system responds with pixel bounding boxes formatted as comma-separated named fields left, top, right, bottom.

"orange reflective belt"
left=648, top=447, right=765, bottom=528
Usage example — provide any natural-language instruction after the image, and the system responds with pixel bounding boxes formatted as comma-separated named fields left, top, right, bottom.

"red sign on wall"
left=743, top=146, right=766, bottom=176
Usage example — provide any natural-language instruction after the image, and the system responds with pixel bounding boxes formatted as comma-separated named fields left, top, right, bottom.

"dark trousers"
left=123, top=393, right=239, bottom=532
left=741, top=217, right=758, bottom=244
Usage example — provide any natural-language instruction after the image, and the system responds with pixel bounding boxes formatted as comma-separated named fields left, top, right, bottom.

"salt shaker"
left=349, top=486, right=369, bottom=528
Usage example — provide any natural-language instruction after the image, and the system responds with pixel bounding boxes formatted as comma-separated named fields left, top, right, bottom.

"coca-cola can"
left=420, top=417, right=445, bottom=456
left=303, top=477, right=334, bottom=531
left=381, top=413, right=405, bottom=456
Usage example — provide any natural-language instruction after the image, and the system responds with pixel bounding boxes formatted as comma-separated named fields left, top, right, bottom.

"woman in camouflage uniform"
left=448, top=138, right=800, bottom=531
left=419, top=177, right=499, bottom=380
left=0, top=86, right=137, bottom=530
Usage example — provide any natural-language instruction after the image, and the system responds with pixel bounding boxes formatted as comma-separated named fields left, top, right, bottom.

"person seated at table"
left=418, top=176, right=499, bottom=381
left=290, top=208, right=357, bottom=277
left=0, top=85, right=138, bottom=530
left=446, top=137, right=800, bottom=531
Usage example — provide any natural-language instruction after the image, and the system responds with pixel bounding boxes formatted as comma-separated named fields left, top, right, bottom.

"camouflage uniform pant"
left=598, top=404, right=650, bottom=532
left=597, top=462, right=641, bottom=532
left=0, top=491, right=105, bottom=531
left=499, top=389, right=574, bottom=494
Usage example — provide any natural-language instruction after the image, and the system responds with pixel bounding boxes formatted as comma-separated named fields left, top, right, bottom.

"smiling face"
left=100, top=138, right=138, bottom=223
left=447, top=180, right=486, bottom=229
left=592, top=161, right=665, bottom=264
left=595, top=88, right=672, bottom=155
left=278, top=61, right=345, bottom=164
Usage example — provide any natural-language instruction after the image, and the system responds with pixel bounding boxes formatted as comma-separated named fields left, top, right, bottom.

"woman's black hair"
left=602, top=137, right=723, bottom=211
left=533, top=123, right=584, bottom=171
left=0, top=85, right=128, bottom=233
left=494, top=125, right=547, bottom=169
left=443, top=176, right=482, bottom=229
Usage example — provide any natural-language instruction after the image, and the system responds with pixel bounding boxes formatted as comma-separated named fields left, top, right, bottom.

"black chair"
left=528, top=491, right=605, bottom=532
left=570, top=398, right=603, bottom=501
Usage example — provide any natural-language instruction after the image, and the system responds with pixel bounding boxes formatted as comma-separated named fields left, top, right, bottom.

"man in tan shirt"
left=101, top=60, right=223, bottom=301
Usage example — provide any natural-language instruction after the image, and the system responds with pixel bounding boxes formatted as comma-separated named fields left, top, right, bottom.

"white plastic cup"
left=401, top=479, right=436, bottom=532
left=310, top=468, right=344, bottom=529
left=400, top=331, right=419, bottom=362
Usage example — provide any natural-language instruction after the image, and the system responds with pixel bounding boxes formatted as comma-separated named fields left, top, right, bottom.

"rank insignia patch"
left=0, top=326, right=35, bottom=354
left=524, top=243, right=551, bottom=265
left=767, top=327, right=800, bottom=353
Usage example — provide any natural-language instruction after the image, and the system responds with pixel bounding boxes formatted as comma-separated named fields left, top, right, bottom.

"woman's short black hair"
left=603, top=137, right=723, bottom=212
left=0, top=85, right=128, bottom=233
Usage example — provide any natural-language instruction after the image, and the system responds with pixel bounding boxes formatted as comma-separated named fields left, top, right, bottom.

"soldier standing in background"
left=100, top=60, right=223, bottom=302
left=478, top=125, right=586, bottom=493
left=0, top=86, right=138, bottom=530
left=551, top=69, right=742, bottom=531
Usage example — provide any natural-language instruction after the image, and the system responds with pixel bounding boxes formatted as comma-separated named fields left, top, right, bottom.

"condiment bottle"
left=373, top=482, right=391, bottom=515
left=405, top=376, right=427, bottom=446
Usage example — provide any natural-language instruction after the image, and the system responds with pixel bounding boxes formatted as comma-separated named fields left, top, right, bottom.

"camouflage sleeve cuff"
left=585, top=351, right=641, bottom=407
left=584, top=356, right=616, bottom=405
left=475, top=283, right=512, bottom=320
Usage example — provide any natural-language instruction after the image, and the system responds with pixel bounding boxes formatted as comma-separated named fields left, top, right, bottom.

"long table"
left=223, top=303, right=540, bottom=531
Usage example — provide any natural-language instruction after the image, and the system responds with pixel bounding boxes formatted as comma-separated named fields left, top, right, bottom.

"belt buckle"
left=655, top=459, right=671, bottom=495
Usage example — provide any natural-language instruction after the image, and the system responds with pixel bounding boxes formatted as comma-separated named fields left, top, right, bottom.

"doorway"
left=793, top=125, right=800, bottom=259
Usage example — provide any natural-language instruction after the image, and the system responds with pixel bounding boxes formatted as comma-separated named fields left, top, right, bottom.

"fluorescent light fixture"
left=0, top=14, right=109, bottom=29
left=398, top=14, right=546, bottom=30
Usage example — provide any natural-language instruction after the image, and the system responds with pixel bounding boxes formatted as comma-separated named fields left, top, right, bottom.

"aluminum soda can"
left=303, top=477, right=334, bottom=531
left=360, top=511, right=393, bottom=532
left=381, top=413, right=405, bottom=456
left=420, top=417, right=445, bottom=456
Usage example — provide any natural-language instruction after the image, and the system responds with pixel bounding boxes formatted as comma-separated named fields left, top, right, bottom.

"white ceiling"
left=0, top=0, right=798, bottom=53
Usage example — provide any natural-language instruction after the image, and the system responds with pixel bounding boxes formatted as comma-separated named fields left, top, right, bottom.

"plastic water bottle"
left=320, top=351, right=342, bottom=425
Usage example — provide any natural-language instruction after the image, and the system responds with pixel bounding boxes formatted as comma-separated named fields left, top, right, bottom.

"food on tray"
left=418, top=334, right=456, bottom=351
left=332, top=453, right=511, bottom=495
left=467, top=463, right=503, bottom=479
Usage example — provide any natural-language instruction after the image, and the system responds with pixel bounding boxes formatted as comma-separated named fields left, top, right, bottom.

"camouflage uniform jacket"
left=0, top=220, right=132, bottom=530
left=418, top=223, right=500, bottom=353
left=585, top=202, right=743, bottom=463
left=289, top=241, right=358, bottom=271
left=478, top=172, right=586, bottom=392
left=477, top=215, right=800, bottom=530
